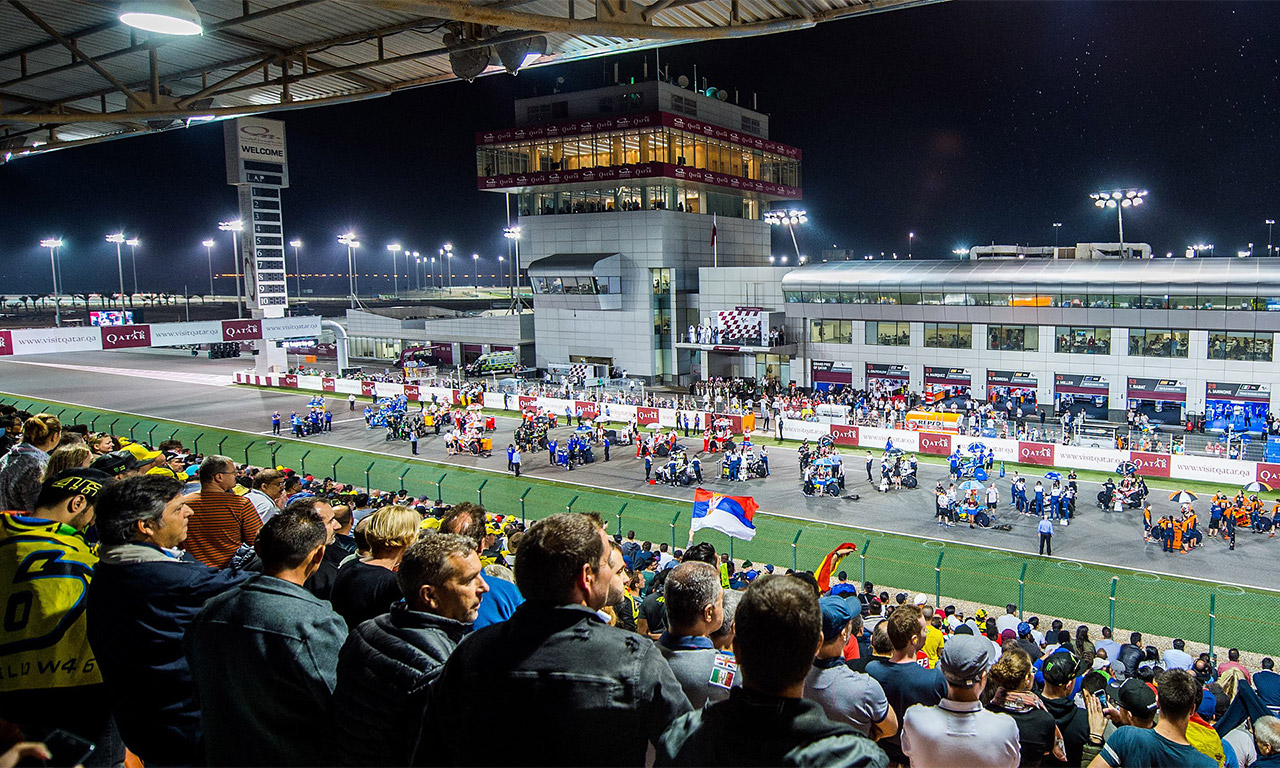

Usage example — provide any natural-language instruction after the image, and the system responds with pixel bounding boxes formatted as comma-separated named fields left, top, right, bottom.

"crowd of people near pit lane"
left=5, top=400, right=1280, bottom=768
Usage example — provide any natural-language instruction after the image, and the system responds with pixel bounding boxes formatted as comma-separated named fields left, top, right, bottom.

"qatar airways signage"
left=830, top=424, right=860, bottom=447
left=1018, top=442, right=1055, bottom=466
left=1130, top=451, right=1171, bottom=478
left=918, top=432, right=953, bottom=456
left=100, top=324, right=151, bottom=350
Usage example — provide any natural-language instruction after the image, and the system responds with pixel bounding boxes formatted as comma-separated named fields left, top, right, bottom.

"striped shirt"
left=182, top=490, right=262, bottom=569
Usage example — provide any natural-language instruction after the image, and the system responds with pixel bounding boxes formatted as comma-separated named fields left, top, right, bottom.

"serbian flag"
left=691, top=488, right=757, bottom=541
left=815, top=543, right=859, bottom=593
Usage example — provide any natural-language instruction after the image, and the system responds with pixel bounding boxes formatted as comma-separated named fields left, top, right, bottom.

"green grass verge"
left=5, top=390, right=1276, bottom=655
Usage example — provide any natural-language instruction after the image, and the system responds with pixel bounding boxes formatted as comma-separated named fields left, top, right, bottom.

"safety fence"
left=4, top=393, right=1276, bottom=658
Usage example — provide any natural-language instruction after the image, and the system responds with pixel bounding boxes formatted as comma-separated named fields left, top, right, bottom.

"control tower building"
left=476, top=77, right=802, bottom=384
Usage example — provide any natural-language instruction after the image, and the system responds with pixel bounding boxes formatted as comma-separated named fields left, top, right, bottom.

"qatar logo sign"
left=830, top=424, right=860, bottom=447
left=221, top=319, right=262, bottom=341
left=322, top=377, right=336, bottom=392
left=404, top=385, right=420, bottom=401
left=637, top=407, right=660, bottom=425
left=919, top=432, right=952, bottom=455
left=1258, top=463, right=1280, bottom=486
left=281, top=374, right=298, bottom=388
left=1130, top=451, right=1170, bottom=478
left=361, top=381, right=377, bottom=396
left=0, top=331, right=10, bottom=356
left=519, top=396, right=536, bottom=412
left=100, top=324, right=151, bottom=350
left=1018, top=442, right=1055, bottom=466
left=576, top=401, right=600, bottom=419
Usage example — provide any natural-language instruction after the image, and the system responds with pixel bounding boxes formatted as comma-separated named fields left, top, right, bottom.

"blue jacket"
left=86, top=542, right=248, bottom=766
left=472, top=573, right=524, bottom=630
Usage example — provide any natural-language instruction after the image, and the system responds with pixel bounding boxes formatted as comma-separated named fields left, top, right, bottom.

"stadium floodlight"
left=339, top=233, right=360, bottom=307
left=387, top=243, right=402, bottom=296
left=289, top=239, right=303, bottom=299
left=202, top=238, right=216, bottom=295
left=218, top=220, right=244, bottom=317
left=1089, top=189, right=1147, bottom=257
left=126, top=238, right=140, bottom=294
left=764, top=209, right=807, bottom=260
left=105, top=233, right=128, bottom=307
left=118, top=0, right=202, bottom=35
left=40, top=238, right=63, bottom=326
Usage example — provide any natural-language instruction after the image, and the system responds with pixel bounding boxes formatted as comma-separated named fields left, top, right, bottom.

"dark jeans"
left=1039, top=533, right=1052, bottom=556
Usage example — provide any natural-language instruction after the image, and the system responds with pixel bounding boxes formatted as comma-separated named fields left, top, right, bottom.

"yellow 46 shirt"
left=0, top=513, right=100, bottom=690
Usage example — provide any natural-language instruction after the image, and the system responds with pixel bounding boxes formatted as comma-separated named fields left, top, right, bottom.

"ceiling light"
left=119, top=0, right=203, bottom=35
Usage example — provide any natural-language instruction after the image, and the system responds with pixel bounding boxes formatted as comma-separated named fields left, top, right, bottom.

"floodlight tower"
left=1089, top=189, right=1147, bottom=258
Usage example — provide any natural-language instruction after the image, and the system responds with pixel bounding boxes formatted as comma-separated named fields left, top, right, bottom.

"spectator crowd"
left=3, top=403, right=1280, bottom=768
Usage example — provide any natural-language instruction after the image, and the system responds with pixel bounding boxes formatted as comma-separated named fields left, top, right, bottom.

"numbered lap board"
left=225, top=117, right=290, bottom=310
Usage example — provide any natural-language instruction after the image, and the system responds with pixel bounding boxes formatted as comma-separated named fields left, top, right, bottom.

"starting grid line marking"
left=1, top=360, right=232, bottom=388
left=0, top=388, right=1269, bottom=597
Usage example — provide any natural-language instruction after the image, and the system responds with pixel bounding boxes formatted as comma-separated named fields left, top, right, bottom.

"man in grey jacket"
left=658, top=561, right=736, bottom=708
left=329, top=532, right=489, bottom=766
left=185, top=508, right=347, bottom=767
left=414, top=512, right=691, bottom=766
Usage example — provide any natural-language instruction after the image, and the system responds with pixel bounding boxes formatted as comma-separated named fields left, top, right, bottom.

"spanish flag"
left=815, top=543, right=858, bottom=593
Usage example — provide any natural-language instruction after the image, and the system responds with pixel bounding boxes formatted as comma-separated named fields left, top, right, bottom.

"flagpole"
left=712, top=213, right=718, bottom=268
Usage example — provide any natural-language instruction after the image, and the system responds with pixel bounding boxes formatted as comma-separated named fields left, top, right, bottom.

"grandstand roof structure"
left=0, top=0, right=943, bottom=159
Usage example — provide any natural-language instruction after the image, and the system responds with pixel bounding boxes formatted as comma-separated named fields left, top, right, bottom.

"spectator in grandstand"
left=0, top=469, right=118, bottom=764
left=329, top=532, right=487, bottom=766
left=1218, top=648, right=1252, bottom=683
left=182, top=455, right=262, bottom=568
left=41, top=443, right=92, bottom=479
left=658, top=561, right=732, bottom=708
left=415, top=512, right=691, bottom=766
left=656, top=575, right=887, bottom=767
left=805, top=596, right=896, bottom=741
left=638, top=567, right=671, bottom=639
left=1251, top=715, right=1280, bottom=764
left=1092, top=670, right=1215, bottom=767
left=121, top=442, right=162, bottom=474
left=87, top=475, right=249, bottom=766
left=146, top=449, right=188, bottom=481
left=244, top=468, right=286, bottom=523
left=331, top=505, right=420, bottom=630
left=0, top=409, right=24, bottom=455
left=710, top=588, right=741, bottom=651
left=1116, top=632, right=1145, bottom=678
left=983, top=646, right=1064, bottom=764
left=1039, top=651, right=1103, bottom=766
left=1074, top=625, right=1097, bottom=664
left=866, top=604, right=948, bottom=765
left=439, top=503, right=523, bottom=629
left=1255, top=658, right=1280, bottom=708
left=1162, top=638, right=1194, bottom=671
left=901, top=634, right=1020, bottom=767
left=185, top=508, right=346, bottom=767
left=0, top=413, right=60, bottom=513
left=996, top=603, right=1020, bottom=635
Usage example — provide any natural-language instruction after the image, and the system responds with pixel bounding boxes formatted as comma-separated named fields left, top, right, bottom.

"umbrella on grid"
left=958, top=479, right=985, bottom=493
left=965, top=443, right=987, bottom=454
left=1243, top=481, right=1272, bottom=494
left=1168, top=490, right=1199, bottom=504
left=1044, top=471, right=1063, bottom=481
left=1116, top=461, right=1138, bottom=476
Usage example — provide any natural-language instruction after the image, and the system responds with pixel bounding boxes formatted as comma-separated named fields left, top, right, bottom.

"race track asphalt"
left=0, top=348, right=1276, bottom=592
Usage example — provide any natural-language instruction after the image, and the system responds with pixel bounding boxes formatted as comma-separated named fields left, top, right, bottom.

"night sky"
left=2, top=0, right=1279, bottom=295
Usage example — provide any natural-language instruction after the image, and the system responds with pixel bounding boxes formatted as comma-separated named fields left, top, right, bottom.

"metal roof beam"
left=8, top=0, right=148, bottom=110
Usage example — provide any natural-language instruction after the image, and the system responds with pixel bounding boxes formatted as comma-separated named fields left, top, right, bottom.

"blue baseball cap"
left=819, top=596, right=853, bottom=641
left=1017, top=622, right=1032, bottom=636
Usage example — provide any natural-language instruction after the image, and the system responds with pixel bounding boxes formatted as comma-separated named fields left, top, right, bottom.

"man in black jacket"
left=413, top=512, right=691, bottom=766
left=1117, top=632, right=1145, bottom=679
left=87, top=476, right=249, bottom=766
left=329, top=532, right=488, bottom=766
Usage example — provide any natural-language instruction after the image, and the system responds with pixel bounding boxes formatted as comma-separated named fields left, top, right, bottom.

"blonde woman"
left=42, top=444, right=93, bottom=481
left=330, top=505, right=420, bottom=630
left=0, top=413, right=61, bottom=513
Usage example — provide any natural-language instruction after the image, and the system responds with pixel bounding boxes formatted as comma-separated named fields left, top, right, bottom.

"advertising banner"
left=1257, top=463, right=1280, bottom=487
left=404, top=385, right=420, bottom=401
left=0, top=331, right=10, bottom=356
left=637, top=407, right=660, bottom=426
left=923, top=367, right=971, bottom=386
left=1207, top=382, right=1271, bottom=403
left=780, top=420, right=830, bottom=442
left=811, top=360, right=854, bottom=386
left=1171, top=455, right=1255, bottom=484
left=221, top=319, right=263, bottom=342
left=1126, top=378, right=1187, bottom=402
left=361, top=381, right=376, bottom=396
left=281, top=374, right=298, bottom=388
left=518, top=396, right=537, bottom=412
left=1018, top=442, right=1056, bottom=467
left=830, top=424, right=860, bottom=447
left=917, top=431, right=954, bottom=456
left=322, top=377, right=335, bottom=392
left=1130, top=451, right=1171, bottom=478
left=1055, top=445, right=1130, bottom=473
left=150, top=320, right=222, bottom=346
left=576, top=401, right=601, bottom=420
left=262, top=315, right=321, bottom=340
left=8, top=327, right=102, bottom=355
left=100, top=324, right=151, bottom=350
left=862, top=427, right=917, bottom=453
left=1053, top=373, right=1109, bottom=395
left=866, top=363, right=910, bottom=382
left=987, top=370, right=1038, bottom=389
